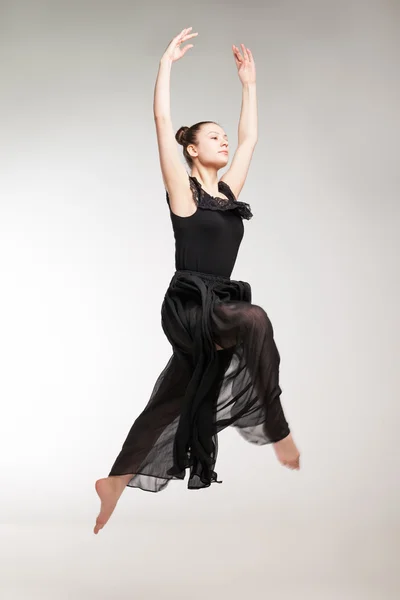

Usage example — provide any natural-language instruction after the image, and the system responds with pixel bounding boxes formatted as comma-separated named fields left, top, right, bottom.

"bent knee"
left=246, top=304, right=273, bottom=330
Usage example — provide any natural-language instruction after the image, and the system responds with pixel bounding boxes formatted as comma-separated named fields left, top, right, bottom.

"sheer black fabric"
left=108, top=176, right=290, bottom=492
left=108, top=270, right=290, bottom=492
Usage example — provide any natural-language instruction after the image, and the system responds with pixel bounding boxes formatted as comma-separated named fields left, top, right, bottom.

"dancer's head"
left=175, top=122, right=229, bottom=171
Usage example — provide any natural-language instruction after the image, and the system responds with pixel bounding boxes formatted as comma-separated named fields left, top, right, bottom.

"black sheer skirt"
left=108, top=269, right=290, bottom=492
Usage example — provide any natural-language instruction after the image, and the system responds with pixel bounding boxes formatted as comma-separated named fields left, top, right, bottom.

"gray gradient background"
left=1, top=0, right=399, bottom=598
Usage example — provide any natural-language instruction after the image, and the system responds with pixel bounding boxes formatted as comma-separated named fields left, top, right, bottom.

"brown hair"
left=175, top=121, right=218, bottom=167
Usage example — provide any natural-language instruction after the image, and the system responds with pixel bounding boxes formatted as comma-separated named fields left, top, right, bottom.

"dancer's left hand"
left=232, top=43, right=256, bottom=85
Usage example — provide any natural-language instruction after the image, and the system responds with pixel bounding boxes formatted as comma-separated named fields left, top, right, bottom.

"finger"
left=233, top=45, right=242, bottom=58
left=169, top=30, right=184, bottom=49
left=181, top=44, right=194, bottom=55
left=241, top=43, right=249, bottom=61
left=233, top=46, right=243, bottom=62
left=182, top=32, right=198, bottom=42
left=176, top=27, right=191, bottom=41
left=176, top=28, right=186, bottom=39
left=247, top=48, right=253, bottom=61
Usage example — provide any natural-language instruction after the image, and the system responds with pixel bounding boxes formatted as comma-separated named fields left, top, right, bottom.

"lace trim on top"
left=189, top=176, right=253, bottom=220
left=165, top=176, right=253, bottom=220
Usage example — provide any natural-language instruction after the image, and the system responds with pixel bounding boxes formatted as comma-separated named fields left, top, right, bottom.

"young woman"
left=94, top=27, right=300, bottom=535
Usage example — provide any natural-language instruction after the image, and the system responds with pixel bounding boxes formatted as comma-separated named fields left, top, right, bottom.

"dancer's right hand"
left=161, top=27, right=198, bottom=63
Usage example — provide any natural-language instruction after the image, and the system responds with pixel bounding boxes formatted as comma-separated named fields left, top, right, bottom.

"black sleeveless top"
left=166, top=175, right=253, bottom=278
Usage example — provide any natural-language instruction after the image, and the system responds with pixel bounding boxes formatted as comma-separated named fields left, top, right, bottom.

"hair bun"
left=175, top=126, right=189, bottom=145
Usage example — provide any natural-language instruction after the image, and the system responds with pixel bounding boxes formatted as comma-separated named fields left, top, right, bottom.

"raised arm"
left=221, top=44, right=258, bottom=200
left=153, top=28, right=198, bottom=213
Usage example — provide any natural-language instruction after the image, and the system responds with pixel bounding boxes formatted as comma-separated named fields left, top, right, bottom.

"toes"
left=282, top=460, right=300, bottom=470
left=94, top=517, right=105, bottom=534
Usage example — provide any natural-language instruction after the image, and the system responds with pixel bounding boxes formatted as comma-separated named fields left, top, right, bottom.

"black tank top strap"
left=189, top=176, right=236, bottom=207
left=218, top=179, right=237, bottom=203
left=165, top=174, right=199, bottom=208
left=188, top=175, right=200, bottom=203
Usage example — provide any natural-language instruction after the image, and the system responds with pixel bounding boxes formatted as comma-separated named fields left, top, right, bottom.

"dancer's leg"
left=272, top=433, right=300, bottom=470
left=93, top=350, right=195, bottom=534
left=94, top=473, right=133, bottom=534
left=212, top=301, right=300, bottom=470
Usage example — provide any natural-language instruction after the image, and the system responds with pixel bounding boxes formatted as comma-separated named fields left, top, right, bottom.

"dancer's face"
left=188, top=124, right=229, bottom=168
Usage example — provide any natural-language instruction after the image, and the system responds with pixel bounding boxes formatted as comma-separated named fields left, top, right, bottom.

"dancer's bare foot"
left=94, top=474, right=132, bottom=534
left=273, top=433, right=300, bottom=470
